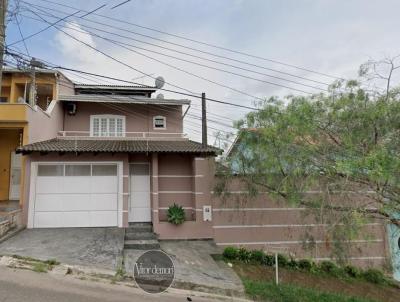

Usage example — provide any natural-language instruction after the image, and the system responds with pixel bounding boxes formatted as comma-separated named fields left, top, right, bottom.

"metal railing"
left=57, top=131, right=188, bottom=140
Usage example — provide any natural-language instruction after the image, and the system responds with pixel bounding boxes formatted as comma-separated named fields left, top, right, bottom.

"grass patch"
left=32, top=262, right=48, bottom=273
left=243, top=278, right=377, bottom=302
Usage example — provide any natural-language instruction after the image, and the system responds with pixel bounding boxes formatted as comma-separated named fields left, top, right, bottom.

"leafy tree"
left=217, top=57, right=400, bottom=262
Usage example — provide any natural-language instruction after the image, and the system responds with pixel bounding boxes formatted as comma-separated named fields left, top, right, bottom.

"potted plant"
left=167, top=203, right=185, bottom=225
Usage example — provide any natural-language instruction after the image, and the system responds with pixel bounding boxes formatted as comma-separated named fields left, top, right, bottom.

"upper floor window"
left=153, top=116, right=166, bottom=130
left=90, top=115, right=125, bottom=137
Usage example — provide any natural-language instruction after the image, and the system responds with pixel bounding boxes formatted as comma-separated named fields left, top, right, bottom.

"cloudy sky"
left=5, top=0, right=400, bottom=147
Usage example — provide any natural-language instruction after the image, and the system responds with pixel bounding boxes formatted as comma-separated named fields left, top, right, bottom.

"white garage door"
left=32, top=163, right=119, bottom=228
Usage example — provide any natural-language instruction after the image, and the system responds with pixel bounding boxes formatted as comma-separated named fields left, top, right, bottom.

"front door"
left=9, top=151, right=21, bottom=200
left=129, top=163, right=151, bottom=222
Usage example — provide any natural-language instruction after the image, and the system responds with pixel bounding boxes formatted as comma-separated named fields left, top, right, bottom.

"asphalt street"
left=0, top=266, right=234, bottom=302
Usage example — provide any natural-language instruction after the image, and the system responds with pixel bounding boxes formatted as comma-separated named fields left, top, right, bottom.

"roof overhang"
left=58, top=94, right=191, bottom=105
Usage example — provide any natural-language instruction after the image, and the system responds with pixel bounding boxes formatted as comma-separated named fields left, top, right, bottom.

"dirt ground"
left=232, top=263, right=400, bottom=302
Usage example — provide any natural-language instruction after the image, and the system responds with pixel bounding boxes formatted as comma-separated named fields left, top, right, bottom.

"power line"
left=22, top=8, right=276, bottom=100
left=4, top=57, right=236, bottom=145
left=20, top=8, right=316, bottom=97
left=14, top=16, right=29, bottom=56
left=110, top=0, right=132, bottom=10
left=27, top=0, right=344, bottom=80
left=6, top=47, right=260, bottom=112
left=79, top=4, right=106, bottom=18
left=7, top=9, right=81, bottom=47
left=20, top=0, right=332, bottom=87
left=22, top=8, right=326, bottom=93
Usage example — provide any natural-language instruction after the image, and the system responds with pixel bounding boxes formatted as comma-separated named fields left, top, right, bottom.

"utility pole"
left=201, top=92, right=207, bottom=147
left=29, top=58, right=44, bottom=106
left=29, top=58, right=36, bottom=106
left=0, top=0, right=8, bottom=97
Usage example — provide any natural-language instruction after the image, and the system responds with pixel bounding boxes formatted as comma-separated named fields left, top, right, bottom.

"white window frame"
left=90, top=115, right=126, bottom=137
left=153, top=115, right=166, bottom=130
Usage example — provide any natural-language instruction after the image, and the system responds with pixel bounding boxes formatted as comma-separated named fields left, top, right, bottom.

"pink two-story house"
left=17, top=84, right=220, bottom=239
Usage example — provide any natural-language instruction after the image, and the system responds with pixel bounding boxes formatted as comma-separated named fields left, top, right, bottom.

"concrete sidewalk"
left=124, top=240, right=245, bottom=297
left=0, top=228, right=124, bottom=271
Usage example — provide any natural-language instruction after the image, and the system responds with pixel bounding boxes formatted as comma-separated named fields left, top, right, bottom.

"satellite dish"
left=156, top=93, right=164, bottom=99
left=155, top=76, right=165, bottom=89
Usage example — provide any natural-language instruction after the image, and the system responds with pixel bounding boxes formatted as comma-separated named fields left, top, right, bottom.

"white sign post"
left=275, top=252, right=279, bottom=285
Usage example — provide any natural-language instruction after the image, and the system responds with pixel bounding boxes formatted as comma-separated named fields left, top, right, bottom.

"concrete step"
left=126, top=225, right=153, bottom=233
left=124, top=239, right=160, bottom=250
left=125, top=232, right=157, bottom=240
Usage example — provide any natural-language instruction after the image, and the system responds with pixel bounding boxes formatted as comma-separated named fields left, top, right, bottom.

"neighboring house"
left=16, top=83, right=220, bottom=240
left=212, top=129, right=393, bottom=272
left=0, top=68, right=73, bottom=206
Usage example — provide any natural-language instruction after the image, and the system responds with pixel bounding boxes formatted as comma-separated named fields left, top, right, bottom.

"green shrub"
left=319, top=260, right=338, bottom=274
left=362, top=268, right=386, bottom=284
left=250, top=250, right=265, bottom=264
left=167, top=203, right=185, bottom=225
left=223, top=247, right=238, bottom=260
left=238, top=247, right=252, bottom=263
left=344, top=265, right=361, bottom=278
left=262, top=254, right=275, bottom=266
left=298, top=259, right=313, bottom=271
left=287, top=258, right=299, bottom=269
left=277, top=254, right=289, bottom=267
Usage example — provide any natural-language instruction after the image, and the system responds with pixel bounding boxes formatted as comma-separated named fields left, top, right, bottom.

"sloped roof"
left=17, top=139, right=221, bottom=155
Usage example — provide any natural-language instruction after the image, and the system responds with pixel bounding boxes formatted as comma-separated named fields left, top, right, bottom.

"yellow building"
left=0, top=68, right=72, bottom=205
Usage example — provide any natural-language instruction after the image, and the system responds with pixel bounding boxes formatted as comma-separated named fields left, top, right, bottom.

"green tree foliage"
left=217, top=58, right=400, bottom=261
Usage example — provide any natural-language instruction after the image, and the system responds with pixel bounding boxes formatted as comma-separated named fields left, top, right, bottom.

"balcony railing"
left=58, top=131, right=188, bottom=140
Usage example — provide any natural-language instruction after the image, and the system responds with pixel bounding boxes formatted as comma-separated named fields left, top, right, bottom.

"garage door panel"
left=91, top=177, right=118, bottom=193
left=33, top=163, right=119, bottom=228
left=36, top=177, right=63, bottom=194
left=63, top=177, right=91, bottom=194
left=35, top=194, right=63, bottom=211
left=62, top=194, right=91, bottom=211
left=34, top=212, right=63, bottom=228
left=89, top=211, right=118, bottom=227
left=62, top=212, right=91, bottom=227
left=90, top=194, right=118, bottom=211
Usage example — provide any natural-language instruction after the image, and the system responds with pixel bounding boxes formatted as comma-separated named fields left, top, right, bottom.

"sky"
left=5, top=0, right=400, bottom=148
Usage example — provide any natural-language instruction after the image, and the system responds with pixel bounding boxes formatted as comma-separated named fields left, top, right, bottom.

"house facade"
left=1, top=71, right=397, bottom=275
left=16, top=83, right=220, bottom=240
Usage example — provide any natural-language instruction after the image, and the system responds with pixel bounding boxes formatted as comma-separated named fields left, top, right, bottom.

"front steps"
left=124, top=222, right=160, bottom=250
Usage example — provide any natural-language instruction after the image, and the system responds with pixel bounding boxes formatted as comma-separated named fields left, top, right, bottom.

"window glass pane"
left=116, top=118, right=123, bottom=137
left=65, top=165, right=91, bottom=176
left=93, top=118, right=100, bottom=137
left=100, top=118, right=108, bottom=136
left=154, top=117, right=165, bottom=128
left=92, top=165, right=118, bottom=176
left=109, top=119, right=116, bottom=137
left=130, top=164, right=149, bottom=175
left=38, top=165, right=63, bottom=176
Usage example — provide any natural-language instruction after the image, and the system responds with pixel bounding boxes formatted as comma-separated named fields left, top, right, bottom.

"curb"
left=0, top=226, right=25, bottom=244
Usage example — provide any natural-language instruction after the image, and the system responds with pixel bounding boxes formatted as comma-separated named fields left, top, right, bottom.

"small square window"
left=153, top=116, right=166, bottom=129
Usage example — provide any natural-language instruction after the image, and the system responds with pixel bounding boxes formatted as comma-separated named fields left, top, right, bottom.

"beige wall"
left=211, top=177, right=389, bottom=268
left=63, top=103, right=183, bottom=134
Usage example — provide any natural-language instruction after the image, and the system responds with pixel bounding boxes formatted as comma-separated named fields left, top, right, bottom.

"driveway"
left=124, top=240, right=244, bottom=297
left=0, top=228, right=124, bottom=271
